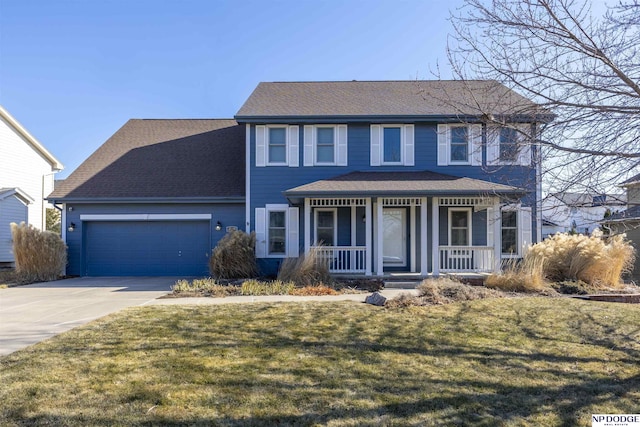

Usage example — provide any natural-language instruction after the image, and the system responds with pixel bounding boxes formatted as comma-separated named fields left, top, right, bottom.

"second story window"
left=437, top=124, right=482, bottom=167
left=268, top=127, right=287, bottom=164
left=255, top=125, right=299, bottom=168
left=316, top=127, right=335, bottom=164
left=370, top=124, right=414, bottom=167
left=450, top=126, right=469, bottom=163
left=499, top=127, right=519, bottom=162
left=383, top=127, right=402, bottom=163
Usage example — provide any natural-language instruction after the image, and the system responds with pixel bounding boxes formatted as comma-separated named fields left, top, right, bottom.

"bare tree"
left=448, top=0, right=640, bottom=195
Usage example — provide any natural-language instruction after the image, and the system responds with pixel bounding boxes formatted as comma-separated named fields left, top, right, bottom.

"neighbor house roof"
left=0, top=188, right=34, bottom=204
left=284, top=171, right=524, bottom=199
left=0, top=105, right=63, bottom=171
left=550, top=192, right=626, bottom=207
left=622, top=172, right=640, bottom=186
left=48, top=119, right=244, bottom=201
left=605, top=206, right=640, bottom=222
left=236, top=80, right=546, bottom=121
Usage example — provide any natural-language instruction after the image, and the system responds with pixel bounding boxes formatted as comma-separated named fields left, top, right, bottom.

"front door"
left=383, top=208, right=406, bottom=267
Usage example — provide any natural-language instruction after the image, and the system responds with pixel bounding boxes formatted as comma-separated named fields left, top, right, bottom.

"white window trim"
left=487, top=124, right=532, bottom=166
left=497, top=127, right=521, bottom=165
left=500, top=207, right=519, bottom=258
left=381, top=124, right=404, bottom=165
left=448, top=208, right=472, bottom=246
left=314, top=208, right=337, bottom=246
left=448, top=125, right=472, bottom=165
left=266, top=204, right=289, bottom=258
left=314, top=126, right=337, bottom=165
left=266, top=125, right=289, bottom=166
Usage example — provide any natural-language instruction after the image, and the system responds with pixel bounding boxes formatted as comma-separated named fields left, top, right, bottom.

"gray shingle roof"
left=236, top=80, right=543, bottom=119
left=49, top=119, right=244, bottom=200
left=606, top=206, right=640, bottom=221
left=284, top=171, right=523, bottom=197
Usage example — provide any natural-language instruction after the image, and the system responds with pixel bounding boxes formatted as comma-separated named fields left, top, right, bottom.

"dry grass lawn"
left=1, top=298, right=639, bottom=426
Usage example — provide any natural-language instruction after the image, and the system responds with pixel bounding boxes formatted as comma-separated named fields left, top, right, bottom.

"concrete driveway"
left=0, top=277, right=177, bottom=356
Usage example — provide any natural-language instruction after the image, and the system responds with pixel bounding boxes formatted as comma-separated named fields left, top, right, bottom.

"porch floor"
left=333, top=272, right=491, bottom=288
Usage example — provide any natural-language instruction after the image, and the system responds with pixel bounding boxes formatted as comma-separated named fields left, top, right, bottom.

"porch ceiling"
left=284, top=170, right=525, bottom=201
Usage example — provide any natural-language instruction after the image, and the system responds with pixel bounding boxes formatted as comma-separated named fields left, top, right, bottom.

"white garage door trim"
left=80, top=214, right=212, bottom=221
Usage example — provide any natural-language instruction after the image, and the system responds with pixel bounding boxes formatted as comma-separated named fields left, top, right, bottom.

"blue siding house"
left=49, top=80, right=547, bottom=277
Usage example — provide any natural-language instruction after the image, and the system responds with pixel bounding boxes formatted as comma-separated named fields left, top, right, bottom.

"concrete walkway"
left=0, top=277, right=418, bottom=356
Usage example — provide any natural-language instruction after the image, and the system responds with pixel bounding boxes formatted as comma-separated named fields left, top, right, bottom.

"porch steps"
left=383, top=280, right=421, bottom=289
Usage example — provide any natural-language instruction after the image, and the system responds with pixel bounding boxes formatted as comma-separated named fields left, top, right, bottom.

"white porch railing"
left=439, top=246, right=495, bottom=273
left=311, top=246, right=367, bottom=274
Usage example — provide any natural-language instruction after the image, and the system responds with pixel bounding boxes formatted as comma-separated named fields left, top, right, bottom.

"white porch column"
left=493, top=202, right=502, bottom=272
left=432, top=197, right=440, bottom=276
left=351, top=205, right=357, bottom=271
left=365, top=198, right=372, bottom=275
left=376, top=199, right=384, bottom=276
left=420, top=197, right=428, bottom=276
left=304, top=198, right=311, bottom=255
left=410, top=205, right=416, bottom=272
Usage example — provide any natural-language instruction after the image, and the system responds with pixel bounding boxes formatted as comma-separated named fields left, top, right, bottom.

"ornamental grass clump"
left=11, top=222, right=66, bottom=284
left=277, top=246, right=332, bottom=287
left=526, top=230, right=634, bottom=289
left=209, top=230, right=257, bottom=279
left=240, top=279, right=295, bottom=295
left=485, top=256, right=547, bottom=293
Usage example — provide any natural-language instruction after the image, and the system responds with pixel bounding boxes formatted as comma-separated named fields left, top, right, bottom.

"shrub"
left=277, top=246, right=332, bottom=287
left=240, top=279, right=295, bottom=296
left=172, top=278, right=240, bottom=297
left=11, top=222, right=66, bottom=284
left=526, top=230, right=634, bottom=288
left=485, top=257, right=548, bottom=293
left=209, top=231, right=257, bottom=279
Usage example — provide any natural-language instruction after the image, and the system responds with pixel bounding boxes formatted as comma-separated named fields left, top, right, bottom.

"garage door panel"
left=84, top=221, right=210, bottom=276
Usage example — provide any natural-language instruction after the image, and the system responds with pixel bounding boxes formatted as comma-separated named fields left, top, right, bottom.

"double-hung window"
left=449, top=209, right=471, bottom=246
left=450, top=126, right=469, bottom=163
left=268, top=210, right=287, bottom=255
left=383, top=126, right=402, bottom=164
left=501, top=210, right=518, bottom=255
left=499, top=127, right=519, bottom=163
left=437, top=124, right=482, bottom=166
left=370, top=124, right=414, bottom=166
left=268, top=127, right=287, bottom=164
left=316, top=127, right=335, bottom=164
left=315, top=209, right=336, bottom=246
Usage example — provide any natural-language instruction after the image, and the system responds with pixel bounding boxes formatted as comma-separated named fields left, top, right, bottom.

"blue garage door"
left=84, top=221, right=210, bottom=276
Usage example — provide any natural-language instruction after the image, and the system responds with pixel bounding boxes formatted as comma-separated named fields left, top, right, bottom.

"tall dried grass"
left=526, top=230, right=634, bottom=288
left=485, top=257, right=547, bottom=293
left=277, top=246, right=332, bottom=287
left=11, top=222, right=66, bottom=283
left=209, top=231, right=257, bottom=279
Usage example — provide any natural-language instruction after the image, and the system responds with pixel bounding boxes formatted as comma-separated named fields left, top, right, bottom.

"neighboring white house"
left=541, top=192, right=625, bottom=238
left=0, top=105, right=63, bottom=265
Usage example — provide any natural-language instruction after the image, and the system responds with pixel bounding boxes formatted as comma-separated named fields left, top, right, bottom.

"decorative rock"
left=365, top=292, right=387, bottom=306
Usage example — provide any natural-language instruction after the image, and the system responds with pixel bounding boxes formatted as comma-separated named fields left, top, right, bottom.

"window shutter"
left=287, top=207, right=299, bottom=258
left=255, top=208, right=266, bottom=257
left=370, top=125, right=381, bottom=166
left=519, top=207, right=533, bottom=256
left=486, top=125, right=500, bottom=166
left=437, top=124, right=448, bottom=166
left=471, top=124, right=483, bottom=166
left=288, top=126, right=299, bottom=167
left=303, top=125, right=314, bottom=166
left=337, top=125, right=348, bottom=166
left=255, top=126, right=266, bottom=167
left=517, top=124, right=531, bottom=166
left=404, top=124, right=414, bottom=166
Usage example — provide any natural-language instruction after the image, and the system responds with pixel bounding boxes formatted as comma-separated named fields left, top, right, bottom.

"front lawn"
left=1, top=298, right=639, bottom=426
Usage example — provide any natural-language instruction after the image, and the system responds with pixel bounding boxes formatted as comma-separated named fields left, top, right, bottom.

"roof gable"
left=49, top=119, right=245, bottom=200
left=236, top=80, right=543, bottom=120
left=0, top=105, right=63, bottom=171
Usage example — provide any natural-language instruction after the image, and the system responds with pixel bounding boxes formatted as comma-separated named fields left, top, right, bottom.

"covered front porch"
left=284, top=170, right=526, bottom=277
left=301, top=196, right=500, bottom=276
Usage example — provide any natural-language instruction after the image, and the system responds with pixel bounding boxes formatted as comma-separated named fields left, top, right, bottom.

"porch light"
left=68, top=222, right=76, bottom=232
left=215, top=221, right=222, bottom=231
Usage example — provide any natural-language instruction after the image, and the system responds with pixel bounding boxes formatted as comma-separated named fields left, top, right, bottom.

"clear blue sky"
left=0, top=0, right=461, bottom=178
